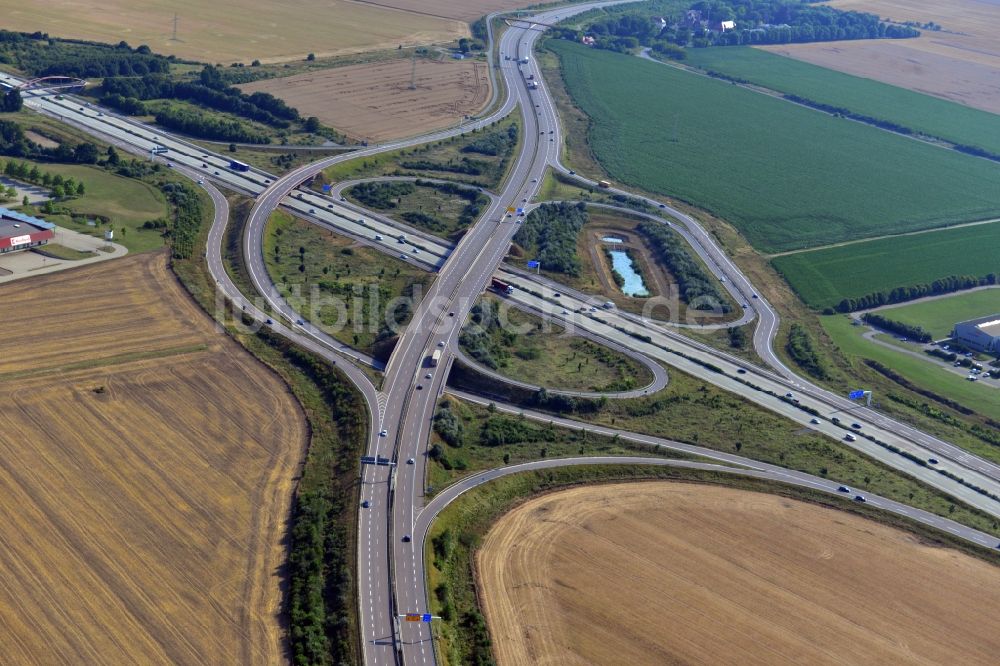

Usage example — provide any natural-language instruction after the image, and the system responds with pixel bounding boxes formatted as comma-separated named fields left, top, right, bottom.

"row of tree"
left=834, top=273, right=999, bottom=313
left=638, top=221, right=731, bottom=312
left=861, top=313, right=933, bottom=343
left=2, top=160, right=85, bottom=196
left=513, top=202, right=588, bottom=276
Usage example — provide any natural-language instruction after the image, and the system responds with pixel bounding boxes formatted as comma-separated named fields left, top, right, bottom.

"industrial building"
left=0, top=208, right=55, bottom=254
left=952, top=314, right=1000, bottom=353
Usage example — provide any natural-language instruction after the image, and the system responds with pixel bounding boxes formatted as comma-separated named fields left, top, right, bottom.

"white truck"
left=429, top=349, right=442, bottom=367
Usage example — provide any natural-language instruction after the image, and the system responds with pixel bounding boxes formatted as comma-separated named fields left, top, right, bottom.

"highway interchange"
left=5, top=3, right=1000, bottom=664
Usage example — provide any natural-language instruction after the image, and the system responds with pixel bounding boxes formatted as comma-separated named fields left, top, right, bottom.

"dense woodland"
left=513, top=202, right=588, bottom=276
left=0, top=30, right=174, bottom=77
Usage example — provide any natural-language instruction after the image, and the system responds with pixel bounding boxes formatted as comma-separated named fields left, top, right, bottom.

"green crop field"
left=877, top=290, right=1000, bottom=339
left=548, top=40, right=1000, bottom=253
left=684, top=47, right=1000, bottom=158
left=772, top=222, right=1000, bottom=309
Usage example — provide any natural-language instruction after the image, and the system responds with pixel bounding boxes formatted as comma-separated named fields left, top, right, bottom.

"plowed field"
left=0, top=252, right=306, bottom=664
left=478, top=483, right=1000, bottom=666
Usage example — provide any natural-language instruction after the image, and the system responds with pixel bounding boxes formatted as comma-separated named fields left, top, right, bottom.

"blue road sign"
left=516, top=207, right=524, bottom=214
left=849, top=389, right=865, bottom=400
left=527, top=260, right=540, bottom=268
left=422, top=614, right=432, bottom=622
left=322, top=184, right=331, bottom=191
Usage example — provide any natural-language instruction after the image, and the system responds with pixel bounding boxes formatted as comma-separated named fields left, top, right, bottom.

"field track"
left=478, top=483, right=1000, bottom=666
left=0, top=252, right=306, bottom=664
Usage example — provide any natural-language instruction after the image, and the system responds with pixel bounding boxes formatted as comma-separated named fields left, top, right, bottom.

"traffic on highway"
left=6, top=3, right=999, bottom=664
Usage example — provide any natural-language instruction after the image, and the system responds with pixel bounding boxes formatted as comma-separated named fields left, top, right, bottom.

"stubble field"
left=762, top=0, right=1000, bottom=115
left=348, top=0, right=533, bottom=23
left=0, top=252, right=306, bottom=664
left=242, top=57, right=490, bottom=142
left=0, top=0, right=466, bottom=64
left=478, top=483, right=1000, bottom=666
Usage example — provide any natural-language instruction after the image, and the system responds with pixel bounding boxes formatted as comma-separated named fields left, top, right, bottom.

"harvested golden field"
left=0, top=252, right=306, bottom=664
left=762, top=0, right=1000, bottom=114
left=478, top=483, right=1000, bottom=666
left=355, top=0, right=534, bottom=23
left=0, top=0, right=466, bottom=64
left=242, top=57, right=490, bottom=142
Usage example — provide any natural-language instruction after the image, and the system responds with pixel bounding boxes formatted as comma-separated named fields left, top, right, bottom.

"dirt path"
left=478, top=482, right=1000, bottom=666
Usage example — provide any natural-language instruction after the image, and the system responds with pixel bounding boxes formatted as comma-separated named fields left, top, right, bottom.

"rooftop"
left=958, top=313, right=1000, bottom=337
left=0, top=207, right=55, bottom=238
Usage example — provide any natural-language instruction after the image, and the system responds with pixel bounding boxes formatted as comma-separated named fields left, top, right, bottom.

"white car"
left=379, top=429, right=388, bottom=437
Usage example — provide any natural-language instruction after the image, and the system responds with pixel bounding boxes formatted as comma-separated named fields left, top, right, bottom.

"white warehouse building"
left=952, top=314, right=1000, bottom=353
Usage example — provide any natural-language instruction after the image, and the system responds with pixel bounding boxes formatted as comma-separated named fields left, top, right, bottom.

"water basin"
left=608, top=250, right=649, bottom=297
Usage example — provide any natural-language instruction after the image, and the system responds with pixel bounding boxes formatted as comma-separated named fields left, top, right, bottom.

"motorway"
left=6, top=4, right=1000, bottom=664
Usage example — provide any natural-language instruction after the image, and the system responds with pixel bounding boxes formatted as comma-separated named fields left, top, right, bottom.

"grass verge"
left=448, top=360, right=1000, bottom=538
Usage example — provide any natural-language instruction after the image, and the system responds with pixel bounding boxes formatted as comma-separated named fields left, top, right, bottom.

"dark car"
left=854, top=495, right=866, bottom=503
left=851, top=423, right=862, bottom=429
left=838, top=486, right=850, bottom=493
left=928, top=458, right=939, bottom=465
left=737, top=368, right=747, bottom=374
left=402, top=535, right=411, bottom=543
left=361, top=500, right=370, bottom=508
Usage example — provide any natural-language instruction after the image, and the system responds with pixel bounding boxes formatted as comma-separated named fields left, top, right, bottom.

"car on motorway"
left=659, top=204, right=666, bottom=208
left=412, top=248, right=419, bottom=254
left=197, top=179, right=204, bottom=185
left=326, top=203, right=334, bottom=208
left=402, top=535, right=411, bottom=542
left=553, top=292, right=561, bottom=297
left=838, top=486, right=850, bottom=493
left=265, top=318, right=273, bottom=325
left=928, top=458, right=939, bottom=465
left=810, top=418, right=821, bottom=425
left=854, top=495, right=866, bottom=503
left=407, top=458, right=414, bottom=464
left=309, top=208, right=315, bottom=213
left=425, top=373, right=432, bottom=379
left=785, top=392, right=793, bottom=399
left=522, top=198, right=528, bottom=202
left=844, top=433, right=856, bottom=442
left=375, top=234, right=383, bottom=241
left=214, top=171, right=220, bottom=175
left=532, top=178, right=538, bottom=182
left=202, top=163, right=208, bottom=167
left=416, top=384, right=423, bottom=390
left=361, top=500, right=370, bottom=508
left=737, top=368, right=747, bottom=374
left=851, top=423, right=862, bottom=429
left=568, top=170, right=575, bottom=175
left=379, top=429, right=388, bottom=437
left=167, top=162, right=173, bottom=168
left=295, top=318, right=304, bottom=325
left=437, top=341, right=444, bottom=347
left=399, top=253, right=407, bottom=260
left=448, top=311, right=454, bottom=316
left=340, top=196, right=346, bottom=201
left=831, top=417, right=840, bottom=424
left=752, top=294, right=758, bottom=299
left=561, top=309, right=568, bottom=315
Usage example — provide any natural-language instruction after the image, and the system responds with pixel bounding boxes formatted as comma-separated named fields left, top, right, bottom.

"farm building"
left=952, top=315, right=1000, bottom=353
left=0, top=208, right=55, bottom=254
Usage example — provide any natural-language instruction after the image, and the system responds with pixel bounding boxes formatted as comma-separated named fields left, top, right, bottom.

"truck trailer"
left=490, top=278, right=514, bottom=295
left=229, top=159, right=251, bottom=172
left=429, top=349, right=442, bottom=367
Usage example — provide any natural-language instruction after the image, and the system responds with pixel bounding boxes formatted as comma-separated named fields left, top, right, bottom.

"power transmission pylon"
left=170, top=14, right=179, bottom=42
left=409, top=52, right=417, bottom=90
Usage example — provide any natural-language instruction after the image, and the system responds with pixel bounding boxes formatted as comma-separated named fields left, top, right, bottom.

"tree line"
left=834, top=273, right=999, bottom=313
left=638, top=221, right=731, bottom=312
left=861, top=313, right=933, bottom=343
left=153, top=106, right=269, bottom=144
left=513, top=202, right=588, bottom=276
left=2, top=160, right=85, bottom=197
left=0, top=30, right=173, bottom=78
